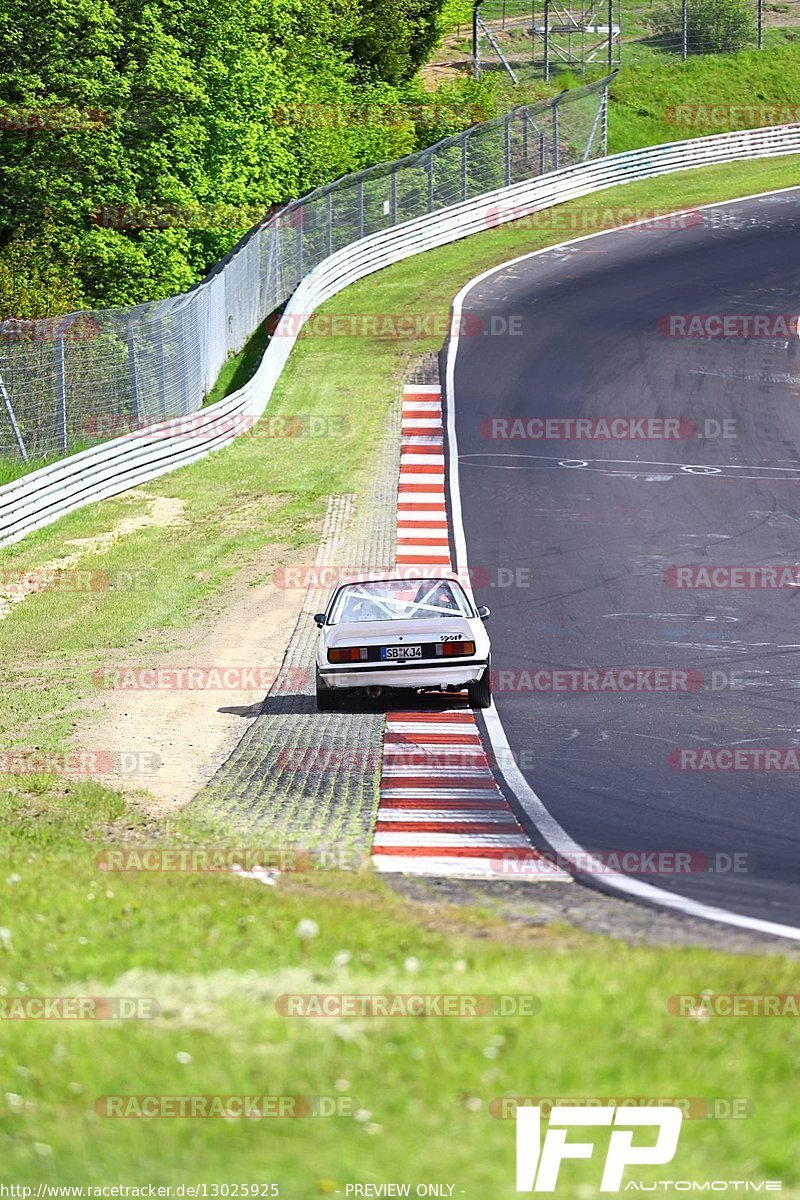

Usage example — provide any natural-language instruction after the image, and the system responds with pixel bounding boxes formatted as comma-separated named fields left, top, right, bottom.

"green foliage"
left=437, top=0, right=474, bottom=32
left=0, top=224, right=82, bottom=321
left=644, top=0, right=755, bottom=52
left=351, top=0, right=448, bottom=83
left=0, top=0, right=461, bottom=313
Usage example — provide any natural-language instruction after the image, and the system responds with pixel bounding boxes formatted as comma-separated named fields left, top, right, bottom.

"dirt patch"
left=0, top=492, right=187, bottom=621
left=75, top=540, right=318, bottom=817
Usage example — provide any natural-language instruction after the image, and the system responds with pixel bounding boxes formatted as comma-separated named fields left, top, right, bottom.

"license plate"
left=381, top=645, right=422, bottom=661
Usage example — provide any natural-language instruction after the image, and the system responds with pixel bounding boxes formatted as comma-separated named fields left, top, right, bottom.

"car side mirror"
left=477, top=605, right=491, bottom=621
left=313, top=612, right=326, bottom=627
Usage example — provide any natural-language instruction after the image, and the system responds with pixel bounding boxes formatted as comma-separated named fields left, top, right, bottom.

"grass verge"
left=609, top=42, right=800, bottom=150
left=0, top=782, right=798, bottom=1187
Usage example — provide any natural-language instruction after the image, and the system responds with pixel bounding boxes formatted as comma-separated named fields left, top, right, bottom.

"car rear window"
left=328, top=579, right=473, bottom=623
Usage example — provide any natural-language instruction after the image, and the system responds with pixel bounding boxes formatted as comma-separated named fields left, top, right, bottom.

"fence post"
left=0, top=368, right=28, bottom=461
left=758, top=0, right=763, bottom=48
left=473, top=0, right=482, bottom=78
left=126, top=318, right=141, bottom=429
left=608, top=0, right=613, bottom=68
left=583, top=87, right=607, bottom=159
left=327, top=191, right=334, bottom=256
left=427, top=150, right=434, bottom=212
left=544, top=0, right=551, bottom=80
left=391, top=166, right=398, bottom=224
left=358, top=178, right=365, bottom=239
left=505, top=113, right=513, bottom=186
left=295, top=212, right=304, bottom=277
left=552, top=99, right=560, bottom=170
left=681, top=0, right=688, bottom=59
left=461, top=133, right=469, bottom=201
left=156, top=318, right=168, bottom=420
left=523, top=110, right=529, bottom=164
left=55, top=331, right=68, bottom=451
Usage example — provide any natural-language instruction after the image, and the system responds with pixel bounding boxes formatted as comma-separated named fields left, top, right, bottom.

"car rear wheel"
left=315, top=668, right=337, bottom=712
left=467, top=663, right=492, bottom=710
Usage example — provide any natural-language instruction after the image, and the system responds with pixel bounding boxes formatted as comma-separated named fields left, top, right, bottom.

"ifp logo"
left=516, top=1105, right=683, bottom=1192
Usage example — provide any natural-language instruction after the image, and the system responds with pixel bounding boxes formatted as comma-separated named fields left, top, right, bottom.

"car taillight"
left=436, top=641, right=476, bottom=657
left=328, top=646, right=369, bottom=663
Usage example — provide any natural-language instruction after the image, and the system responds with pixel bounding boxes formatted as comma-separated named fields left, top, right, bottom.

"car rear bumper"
left=319, top=659, right=489, bottom=691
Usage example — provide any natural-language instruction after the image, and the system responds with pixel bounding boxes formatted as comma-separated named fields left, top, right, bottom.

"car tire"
left=467, top=664, right=492, bottom=710
left=315, top=668, right=337, bottom=712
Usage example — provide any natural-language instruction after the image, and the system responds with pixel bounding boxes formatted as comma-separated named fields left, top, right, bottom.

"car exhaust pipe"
left=365, top=686, right=383, bottom=698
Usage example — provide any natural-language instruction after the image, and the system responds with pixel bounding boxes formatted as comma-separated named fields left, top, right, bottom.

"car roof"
left=335, top=574, right=464, bottom=586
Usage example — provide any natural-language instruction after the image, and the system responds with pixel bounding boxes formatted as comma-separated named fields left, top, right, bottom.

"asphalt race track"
left=450, top=188, right=800, bottom=931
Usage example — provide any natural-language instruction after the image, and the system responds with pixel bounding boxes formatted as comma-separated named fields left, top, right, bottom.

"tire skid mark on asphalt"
left=371, top=383, right=569, bottom=882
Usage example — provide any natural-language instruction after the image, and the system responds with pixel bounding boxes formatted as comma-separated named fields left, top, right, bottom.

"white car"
left=313, top=575, right=492, bottom=710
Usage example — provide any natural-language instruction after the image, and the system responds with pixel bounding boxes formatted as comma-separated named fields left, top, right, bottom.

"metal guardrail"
left=1, top=121, right=799, bottom=549
left=0, top=79, right=610, bottom=463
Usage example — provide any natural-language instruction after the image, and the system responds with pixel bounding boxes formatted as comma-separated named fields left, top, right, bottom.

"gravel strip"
left=389, top=875, right=800, bottom=956
left=193, top=394, right=401, bottom=852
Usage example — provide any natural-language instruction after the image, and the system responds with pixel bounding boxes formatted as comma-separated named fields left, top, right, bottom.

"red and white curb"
left=371, top=384, right=569, bottom=881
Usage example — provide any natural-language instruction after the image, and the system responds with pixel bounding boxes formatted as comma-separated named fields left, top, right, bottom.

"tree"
left=644, top=0, right=755, bottom=53
left=0, top=0, right=467, bottom=311
left=350, top=0, right=448, bottom=84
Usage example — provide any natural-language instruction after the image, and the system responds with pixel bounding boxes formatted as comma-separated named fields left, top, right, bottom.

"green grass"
left=0, top=441, right=100, bottom=487
left=202, top=319, right=273, bottom=408
left=609, top=41, right=800, bottom=150
left=3, top=156, right=800, bottom=1187
left=0, top=779, right=799, bottom=1188
left=0, top=458, right=44, bottom=487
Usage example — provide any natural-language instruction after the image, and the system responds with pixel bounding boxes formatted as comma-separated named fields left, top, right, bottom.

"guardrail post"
left=55, top=331, right=68, bottom=451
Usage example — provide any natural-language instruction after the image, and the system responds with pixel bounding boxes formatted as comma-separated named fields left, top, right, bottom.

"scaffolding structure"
left=536, top=0, right=621, bottom=77
left=473, top=0, right=621, bottom=82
